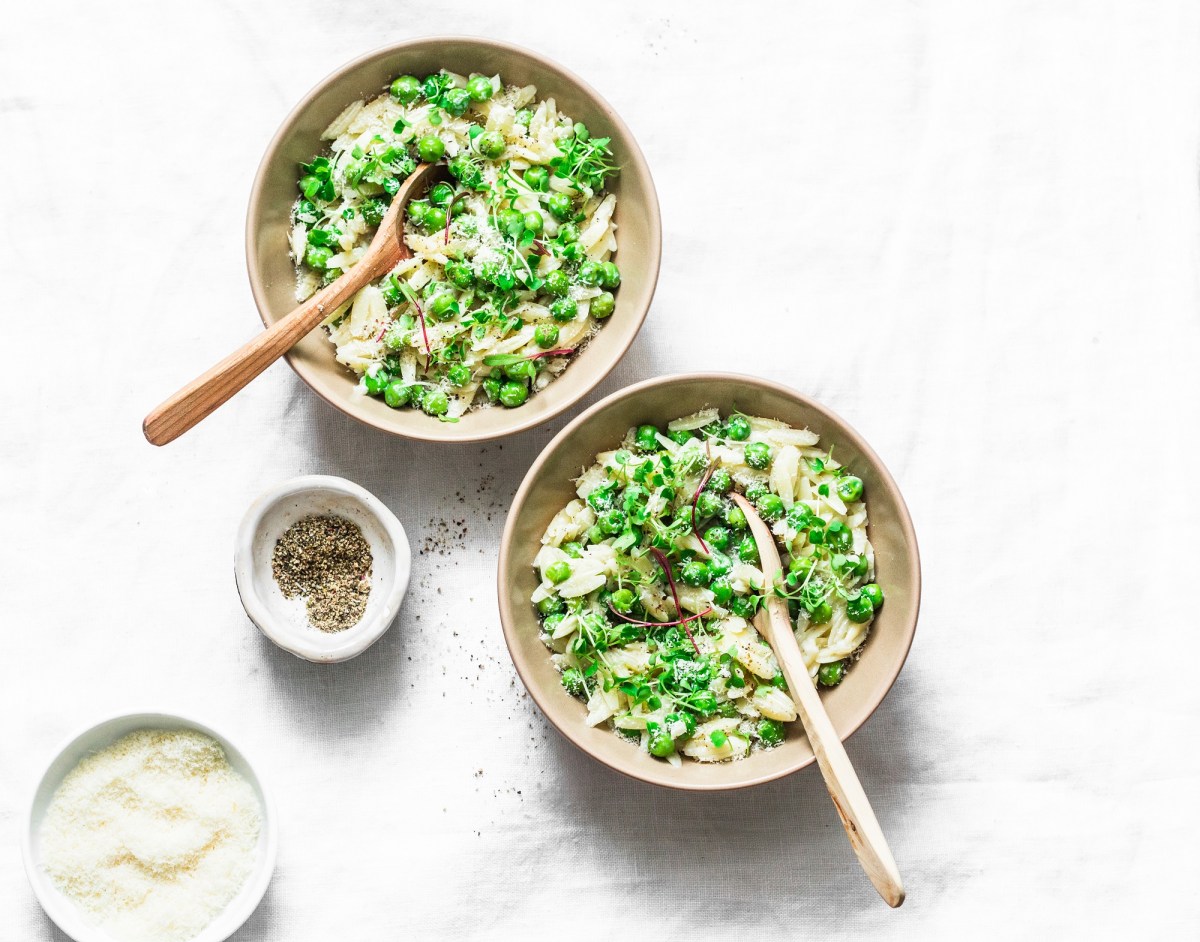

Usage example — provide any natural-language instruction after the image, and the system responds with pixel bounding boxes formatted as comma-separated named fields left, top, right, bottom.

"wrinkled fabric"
left=2, top=1, right=1198, bottom=938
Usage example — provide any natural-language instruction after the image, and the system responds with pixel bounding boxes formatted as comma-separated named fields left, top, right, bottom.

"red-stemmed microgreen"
left=650, top=548, right=700, bottom=655
left=482, top=349, right=575, bottom=368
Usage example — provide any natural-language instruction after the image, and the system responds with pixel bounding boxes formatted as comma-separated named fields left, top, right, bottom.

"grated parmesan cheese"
left=39, top=729, right=262, bottom=942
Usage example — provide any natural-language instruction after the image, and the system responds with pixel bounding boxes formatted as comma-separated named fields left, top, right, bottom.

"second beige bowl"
left=498, top=373, right=921, bottom=790
left=246, top=37, right=661, bottom=443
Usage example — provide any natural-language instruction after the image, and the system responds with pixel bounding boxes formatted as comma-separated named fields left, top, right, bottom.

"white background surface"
left=2, top=1, right=1198, bottom=937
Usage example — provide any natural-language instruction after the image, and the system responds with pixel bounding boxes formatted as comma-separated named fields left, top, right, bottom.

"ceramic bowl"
left=246, top=36, right=661, bottom=442
left=22, top=711, right=277, bottom=942
left=235, top=474, right=410, bottom=662
left=497, top=373, right=921, bottom=790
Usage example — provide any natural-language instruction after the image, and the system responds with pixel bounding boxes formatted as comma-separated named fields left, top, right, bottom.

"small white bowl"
left=22, top=711, right=277, bottom=942
left=235, top=474, right=410, bottom=663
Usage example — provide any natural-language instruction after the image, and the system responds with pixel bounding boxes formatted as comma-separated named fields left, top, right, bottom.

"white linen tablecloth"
left=2, top=2, right=1198, bottom=937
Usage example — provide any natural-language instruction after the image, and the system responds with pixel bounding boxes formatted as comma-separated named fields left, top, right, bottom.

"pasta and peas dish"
left=531, top=410, right=884, bottom=765
left=289, top=69, right=620, bottom=420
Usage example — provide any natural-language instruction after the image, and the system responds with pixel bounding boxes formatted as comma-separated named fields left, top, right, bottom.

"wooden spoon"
left=731, top=493, right=905, bottom=907
left=143, top=162, right=444, bottom=446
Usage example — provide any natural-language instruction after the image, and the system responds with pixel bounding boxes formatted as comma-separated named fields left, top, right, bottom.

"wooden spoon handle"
left=732, top=494, right=905, bottom=907
left=773, top=599, right=905, bottom=906
left=142, top=269, right=372, bottom=446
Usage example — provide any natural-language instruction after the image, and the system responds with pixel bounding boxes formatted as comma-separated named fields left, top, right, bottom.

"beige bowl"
left=246, top=37, right=661, bottom=442
left=498, top=374, right=921, bottom=790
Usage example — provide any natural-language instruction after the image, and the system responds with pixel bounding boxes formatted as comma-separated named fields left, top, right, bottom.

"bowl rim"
left=244, top=35, right=662, bottom=443
left=21, top=710, right=278, bottom=942
left=497, top=371, right=922, bottom=791
left=234, top=473, right=411, bottom=662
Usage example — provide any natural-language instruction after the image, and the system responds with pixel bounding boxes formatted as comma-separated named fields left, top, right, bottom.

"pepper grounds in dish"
left=272, top=515, right=372, bottom=632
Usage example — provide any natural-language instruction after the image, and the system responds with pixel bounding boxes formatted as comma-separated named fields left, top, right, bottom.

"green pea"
left=689, top=491, right=718, bottom=519
left=725, top=415, right=751, bottom=441
left=711, top=577, right=735, bottom=605
left=825, top=520, right=852, bottom=551
left=305, top=245, right=333, bottom=270
left=406, top=385, right=427, bottom=410
left=407, top=200, right=429, bottom=226
left=445, top=260, right=475, bottom=289
left=427, top=183, right=453, bottom=207
left=680, top=560, right=710, bottom=587
left=737, top=535, right=759, bottom=563
left=757, top=719, right=784, bottom=745
left=383, top=381, right=410, bottom=408
left=505, top=360, right=536, bottom=381
left=599, top=509, right=626, bottom=535
left=786, top=503, right=812, bottom=528
left=544, top=270, right=570, bottom=297
left=534, top=323, right=560, bottom=348
left=523, top=211, right=544, bottom=234
left=547, top=192, right=574, bottom=221
left=591, top=291, right=615, bottom=318
left=442, top=87, right=471, bottom=116
left=808, top=599, right=833, bottom=624
left=756, top=493, right=785, bottom=521
left=789, top=554, right=816, bottom=578
left=861, top=583, right=884, bottom=609
left=745, top=483, right=769, bottom=503
left=707, top=551, right=733, bottom=578
left=427, top=292, right=459, bottom=321
left=422, top=389, right=449, bottom=416
left=499, top=380, right=528, bottom=408
left=846, top=592, right=874, bottom=623
left=417, top=135, right=445, bottom=163
left=390, top=75, right=421, bottom=104
left=730, top=595, right=759, bottom=618
left=577, top=260, right=604, bottom=286
left=706, top=469, right=733, bottom=494
left=423, top=206, right=447, bottom=230
left=447, top=364, right=471, bottom=387
left=668, top=429, right=694, bottom=446
left=818, top=661, right=846, bottom=686
left=360, top=197, right=388, bottom=227
left=744, top=442, right=772, bottom=470
left=610, top=588, right=636, bottom=612
left=599, top=261, right=621, bottom=288
left=537, top=595, right=564, bottom=616
left=477, top=130, right=505, bottom=159
left=585, top=523, right=605, bottom=544
left=545, top=560, right=572, bottom=584
left=561, top=542, right=584, bottom=559
left=447, top=155, right=483, bottom=189
left=561, top=667, right=585, bottom=696
left=837, top=475, right=864, bottom=502
left=724, top=504, right=748, bottom=530
left=466, top=75, right=494, bottom=101
left=550, top=298, right=578, bottom=322
left=363, top=370, right=390, bottom=395
left=704, top=525, right=731, bottom=551
left=647, top=728, right=675, bottom=758
left=482, top=376, right=502, bottom=401
left=524, top=165, right=549, bottom=191
left=499, top=208, right=524, bottom=234
left=635, top=425, right=660, bottom=452
left=557, top=222, right=580, bottom=243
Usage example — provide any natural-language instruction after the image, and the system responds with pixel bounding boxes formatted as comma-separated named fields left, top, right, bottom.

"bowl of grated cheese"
left=22, top=712, right=277, bottom=942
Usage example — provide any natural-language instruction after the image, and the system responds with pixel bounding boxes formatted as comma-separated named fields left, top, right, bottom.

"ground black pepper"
left=271, top=515, right=372, bottom=633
